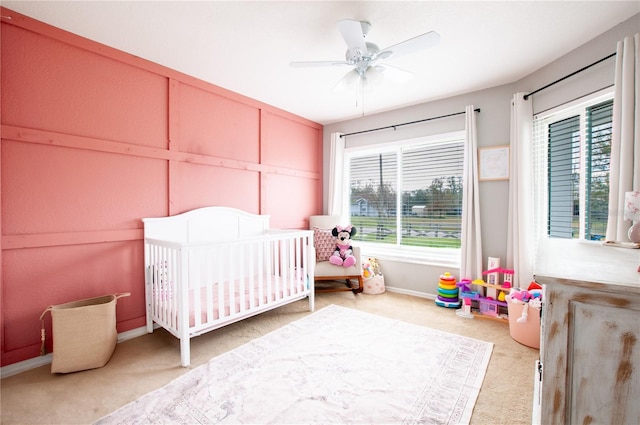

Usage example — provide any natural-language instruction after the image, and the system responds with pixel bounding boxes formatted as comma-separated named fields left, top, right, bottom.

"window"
left=344, top=132, right=464, bottom=261
left=533, top=91, right=613, bottom=241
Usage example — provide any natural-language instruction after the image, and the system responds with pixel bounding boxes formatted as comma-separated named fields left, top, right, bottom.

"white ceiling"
left=3, top=1, right=639, bottom=125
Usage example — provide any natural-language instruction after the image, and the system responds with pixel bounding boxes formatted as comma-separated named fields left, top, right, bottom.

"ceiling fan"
left=290, top=19, right=440, bottom=90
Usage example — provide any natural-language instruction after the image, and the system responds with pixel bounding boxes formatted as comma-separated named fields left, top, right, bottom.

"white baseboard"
left=1, top=325, right=150, bottom=379
left=0, top=354, right=53, bottom=379
left=384, top=285, right=437, bottom=300
left=117, top=325, right=150, bottom=343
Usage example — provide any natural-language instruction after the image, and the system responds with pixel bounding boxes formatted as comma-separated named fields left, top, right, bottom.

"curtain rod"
left=523, top=52, right=616, bottom=100
left=340, top=108, right=480, bottom=138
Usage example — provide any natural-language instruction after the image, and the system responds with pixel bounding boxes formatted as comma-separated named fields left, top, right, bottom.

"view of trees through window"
left=584, top=101, right=613, bottom=240
left=347, top=138, right=464, bottom=249
left=540, top=98, right=613, bottom=241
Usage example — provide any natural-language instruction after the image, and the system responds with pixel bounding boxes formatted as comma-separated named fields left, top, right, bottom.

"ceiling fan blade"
left=377, top=64, right=414, bottom=82
left=378, top=31, right=440, bottom=61
left=290, top=60, right=349, bottom=68
left=337, top=19, right=368, bottom=57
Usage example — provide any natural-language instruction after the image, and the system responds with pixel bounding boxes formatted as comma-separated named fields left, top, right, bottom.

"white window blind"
left=533, top=91, right=613, bottom=242
left=584, top=101, right=613, bottom=239
left=345, top=134, right=464, bottom=250
left=547, top=115, right=580, bottom=238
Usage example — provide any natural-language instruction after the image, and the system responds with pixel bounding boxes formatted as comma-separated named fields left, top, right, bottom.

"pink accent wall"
left=0, top=8, right=323, bottom=366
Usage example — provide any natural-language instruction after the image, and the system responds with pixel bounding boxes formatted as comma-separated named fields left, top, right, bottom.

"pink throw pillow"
left=313, top=227, right=335, bottom=262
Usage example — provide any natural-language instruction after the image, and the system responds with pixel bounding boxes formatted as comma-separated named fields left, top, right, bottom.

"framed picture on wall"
left=479, top=145, right=510, bottom=181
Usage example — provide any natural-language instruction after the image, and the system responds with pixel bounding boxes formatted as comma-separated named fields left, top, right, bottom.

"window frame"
left=341, top=131, right=465, bottom=268
left=532, top=88, right=614, bottom=246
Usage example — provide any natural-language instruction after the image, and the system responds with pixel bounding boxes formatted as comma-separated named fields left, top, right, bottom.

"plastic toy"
left=458, top=257, right=515, bottom=321
left=457, top=279, right=473, bottom=293
left=362, top=262, right=374, bottom=278
left=456, top=297, right=474, bottom=319
left=369, top=257, right=381, bottom=275
left=362, top=257, right=381, bottom=279
left=506, top=285, right=544, bottom=323
left=435, top=272, right=461, bottom=308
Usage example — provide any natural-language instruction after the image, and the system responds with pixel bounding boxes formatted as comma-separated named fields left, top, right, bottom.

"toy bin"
left=363, top=274, right=385, bottom=294
left=506, top=301, right=540, bottom=349
left=40, top=293, right=130, bottom=373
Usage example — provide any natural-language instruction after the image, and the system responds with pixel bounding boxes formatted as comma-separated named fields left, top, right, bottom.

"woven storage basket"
left=40, top=293, right=129, bottom=373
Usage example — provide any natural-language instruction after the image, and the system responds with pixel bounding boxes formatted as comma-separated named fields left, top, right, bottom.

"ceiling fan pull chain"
left=361, top=78, right=366, bottom=117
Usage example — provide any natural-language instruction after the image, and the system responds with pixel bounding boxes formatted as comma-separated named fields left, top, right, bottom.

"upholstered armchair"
left=310, top=215, right=363, bottom=293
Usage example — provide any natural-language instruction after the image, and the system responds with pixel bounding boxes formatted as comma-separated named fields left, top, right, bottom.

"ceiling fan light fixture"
left=364, top=66, right=384, bottom=85
left=357, top=69, right=382, bottom=96
left=346, top=70, right=361, bottom=85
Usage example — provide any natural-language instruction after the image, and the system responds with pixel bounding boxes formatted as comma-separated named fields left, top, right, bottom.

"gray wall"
left=323, top=14, right=639, bottom=297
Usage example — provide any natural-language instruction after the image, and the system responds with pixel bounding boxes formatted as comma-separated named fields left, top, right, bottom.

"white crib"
left=142, top=207, right=315, bottom=367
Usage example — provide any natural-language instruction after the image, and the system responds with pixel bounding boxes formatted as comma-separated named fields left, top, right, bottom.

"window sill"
left=357, top=242, right=461, bottom=269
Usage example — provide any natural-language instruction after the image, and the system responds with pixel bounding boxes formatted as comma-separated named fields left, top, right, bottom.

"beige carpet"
left=95, top=304, right=493, bottom=424
left=0, top=291, right=539, bottom=425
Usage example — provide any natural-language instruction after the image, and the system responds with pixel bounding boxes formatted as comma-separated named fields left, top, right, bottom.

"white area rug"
left=96, top=305, right=493, bottom=425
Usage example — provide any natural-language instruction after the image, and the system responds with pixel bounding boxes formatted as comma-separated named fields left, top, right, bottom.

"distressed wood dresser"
left=535, top=240, right=639, bottom=425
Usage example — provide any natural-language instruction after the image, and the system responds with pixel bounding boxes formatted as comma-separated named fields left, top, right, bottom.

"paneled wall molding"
left=2, top=229, right=143, bottom=250
left=1, top=124, right=173, bottom=161
left=168, top=78, right=181, bottom=216
left=1, top=124, right=320, bottom=180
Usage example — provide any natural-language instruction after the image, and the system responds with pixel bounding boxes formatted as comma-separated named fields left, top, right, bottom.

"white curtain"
left=506, top=93, right=534, bottom=288
left=606, top=33, right=640, bottom=242
left=328, top=132, right=345, bottom=216
left=460, top=105, right=483, bottom=281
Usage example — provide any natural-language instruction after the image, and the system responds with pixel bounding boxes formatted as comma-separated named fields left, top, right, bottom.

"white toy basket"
left=363, top=274, right=385, bottom=294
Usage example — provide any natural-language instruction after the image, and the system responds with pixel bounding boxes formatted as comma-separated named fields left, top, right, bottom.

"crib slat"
left=297, top=236, right=303, bottom=293
left=170, top=247, right=179, bottom=331
left=248, top=243, right=256, bottom=310
left=217, top=249, right=225, bottom=320
left=258, top=241, right=265, bottom=307
left=178, top=247, right=189, bottom=337
left=273, top=239, right=279, bottom=300
left=288, top=237, right=294, bottom=296
left=230, top=249, right=236, bottom=316
left=204, top=247, right=213, bottom=325
left=238, top=244, right=246, bottom=314
left=159, top=246, right=168, bottom=328
left=266, top=240, right=272, bottom=303
left=187, top=249, right=203, bottom=328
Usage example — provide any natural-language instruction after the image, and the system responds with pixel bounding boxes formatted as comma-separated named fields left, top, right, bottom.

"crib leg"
left=308, top=292, right=315, bottom=312
left=146, top=308, right=154, bottom=334
left=180, top=338, right=190, bottom=367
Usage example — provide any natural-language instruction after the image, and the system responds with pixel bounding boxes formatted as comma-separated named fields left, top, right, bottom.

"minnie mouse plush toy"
left=329, top=225, right=357, bottom=268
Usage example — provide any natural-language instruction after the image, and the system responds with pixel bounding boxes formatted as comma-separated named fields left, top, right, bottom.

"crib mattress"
left=152, top=273, right=308, bottom=328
